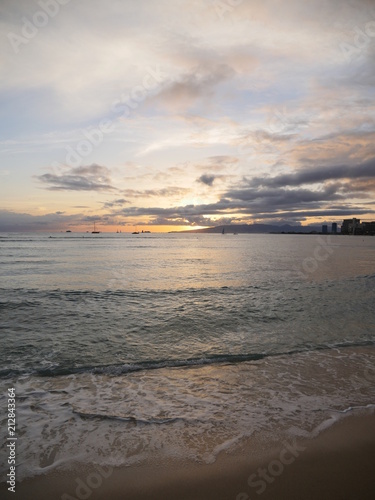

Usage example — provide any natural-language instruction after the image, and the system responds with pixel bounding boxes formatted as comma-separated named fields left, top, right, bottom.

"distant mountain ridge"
left=171, top=224, right=321, bottom=234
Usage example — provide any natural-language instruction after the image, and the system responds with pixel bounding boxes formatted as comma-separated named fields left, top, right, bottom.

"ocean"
left=0, top=232, right=374, bottom=481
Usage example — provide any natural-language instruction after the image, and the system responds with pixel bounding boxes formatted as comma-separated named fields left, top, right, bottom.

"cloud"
left=106, top=164, right=375, bottom=225
left=145, top=215, right=238, bottom=227
left=249, top=207, right=375, bottom=220
left=0, top=209, right=130, bottom=231
left=121, top=187, right=189, bottom=199
left=109, top=186, right=342, bottom=219
left=228, top=185, right=342, bottom=205
left=339, top=178, right=375, bottom=194
left=250, top=158, right=375, bottom=188
left=196, top=156, right=240, bottom=172
left=288, top=130, right=375, bottom=168
left=36, top=164, right=116, bottom=191
left=102, top=198, right=130, bottom=208
left=108, top=191, right=375, bottom=225
left=197, top=174, right=216, bottom=186
left=152, top=63, right=235, bottom=112
left=0, top=209, right=82, bottom=232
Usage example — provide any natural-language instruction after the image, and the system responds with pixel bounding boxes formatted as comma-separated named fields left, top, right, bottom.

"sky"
left=1, top=0, right=375, bottom=232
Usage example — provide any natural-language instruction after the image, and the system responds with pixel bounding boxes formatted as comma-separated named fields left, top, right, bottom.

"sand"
left=3, top=412, right=375, bottom=500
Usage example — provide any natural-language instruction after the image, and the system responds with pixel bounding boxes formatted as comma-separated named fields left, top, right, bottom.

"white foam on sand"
left=1, top=345, right=375, bottom=481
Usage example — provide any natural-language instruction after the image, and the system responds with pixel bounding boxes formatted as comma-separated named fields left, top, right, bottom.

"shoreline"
left=3, top=410, right=375, bottom=500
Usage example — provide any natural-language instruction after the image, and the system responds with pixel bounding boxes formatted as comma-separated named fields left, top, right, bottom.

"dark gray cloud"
left=247, top=208, right=375, bottom=220
left=250, top=158, right=375, bottom=188
left=108, top=185, right=345, bottom=221
left=225, top=184, right=342, bottom=205
left=36, top=164, right=116, bottom=191
left=197, top=174, right=216, bottom=186
left=102, top=198, right=130, bottom=208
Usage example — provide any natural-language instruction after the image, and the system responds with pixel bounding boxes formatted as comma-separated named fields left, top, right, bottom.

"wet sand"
left=4, top=411, right=375, bottom=500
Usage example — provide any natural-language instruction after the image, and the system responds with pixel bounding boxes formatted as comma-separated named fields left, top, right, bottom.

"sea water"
left=0, top=233, right=374, bottom=479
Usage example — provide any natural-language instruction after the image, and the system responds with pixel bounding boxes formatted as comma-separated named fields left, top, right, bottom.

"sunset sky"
left=1, top=0, right=375, bottom=232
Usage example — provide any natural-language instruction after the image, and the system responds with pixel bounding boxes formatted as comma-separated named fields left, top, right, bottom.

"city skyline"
left=1, top=0, right=375, bottom=232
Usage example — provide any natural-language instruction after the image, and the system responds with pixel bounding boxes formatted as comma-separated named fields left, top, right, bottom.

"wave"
left=0, top=284, right=262, bottom=295
left=0, top=284, right=278, bottom=308
left=0, top=271, right=373, bottom=294
left=0, top=299, right=42, bottom=310
left=330, top=404, right=375, bottom=414
left=0, top=260, right=54, bottom=264
left=72, top=409, right=197, bottom=425
left=1, top=341, right=374, bottom=379
left=27, top=353, right=268, bottom=378
left=0, top=239, right=36, bottom=242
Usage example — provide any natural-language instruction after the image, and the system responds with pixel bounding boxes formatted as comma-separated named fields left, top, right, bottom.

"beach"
left=7, top=412, right=375, bottom=499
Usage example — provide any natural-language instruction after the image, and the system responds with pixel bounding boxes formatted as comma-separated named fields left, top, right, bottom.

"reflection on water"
left=1, top=233, right=375, bottom=290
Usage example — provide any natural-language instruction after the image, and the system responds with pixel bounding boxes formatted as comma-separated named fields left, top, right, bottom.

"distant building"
left=340, top=218, right=375, bottom=235
left=341, top=219, right=350, bottom=234
left=322, top=224, right=328, bottom=234
left=331, top=222, right=337, bottom=234
left=341, top=218, right=361, bottom=235
left=362, top=221, right=375, bottom=236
